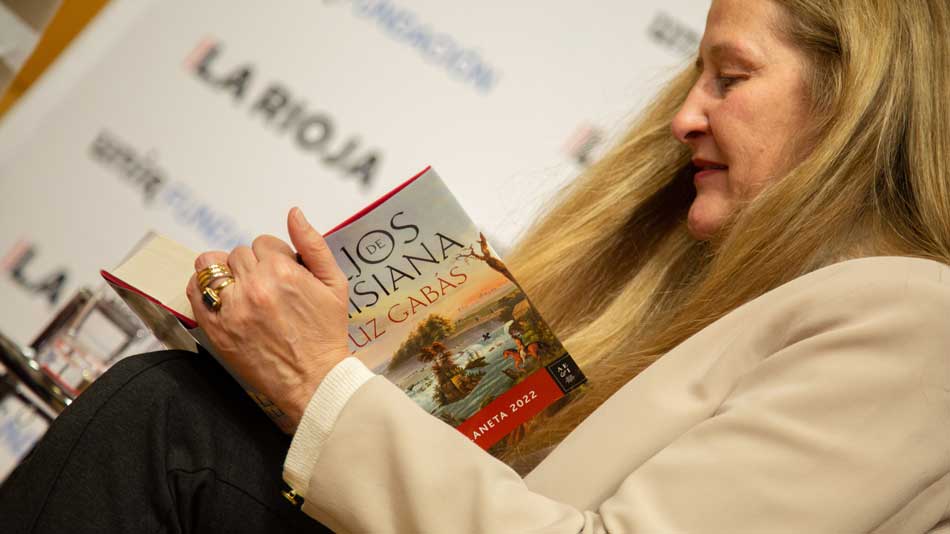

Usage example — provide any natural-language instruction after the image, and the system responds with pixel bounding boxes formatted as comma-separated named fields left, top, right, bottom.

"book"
left=102, top=167, right=586, bottom=468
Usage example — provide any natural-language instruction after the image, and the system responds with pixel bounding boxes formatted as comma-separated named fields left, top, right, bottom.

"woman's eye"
left=716, top=76, right=741, bottom=93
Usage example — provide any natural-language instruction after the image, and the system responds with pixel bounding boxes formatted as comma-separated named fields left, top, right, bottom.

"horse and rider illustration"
left=502, top=335, right=545, bottom=371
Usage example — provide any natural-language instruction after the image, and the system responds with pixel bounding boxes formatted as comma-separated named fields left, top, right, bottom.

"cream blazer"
left=284, top=256, right=950, bottom=533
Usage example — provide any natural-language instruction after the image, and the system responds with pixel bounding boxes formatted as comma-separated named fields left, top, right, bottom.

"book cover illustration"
left=325, top=168, right=586, bottom=453
left=101, top=167, right=587, bottom=460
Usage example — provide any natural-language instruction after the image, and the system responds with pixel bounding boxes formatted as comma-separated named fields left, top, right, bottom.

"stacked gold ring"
left=196, top=263, right=236, bottom=311
left=198, top=263, right=232, bottom=287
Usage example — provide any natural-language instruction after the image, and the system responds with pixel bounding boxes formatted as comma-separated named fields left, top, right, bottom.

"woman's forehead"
left=704, top=0, right=787, bottom=37
left=700, top=0, right=790, bottom=61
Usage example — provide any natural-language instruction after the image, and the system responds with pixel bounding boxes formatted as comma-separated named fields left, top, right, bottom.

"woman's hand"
left=186, top=208, right=350, bottom=430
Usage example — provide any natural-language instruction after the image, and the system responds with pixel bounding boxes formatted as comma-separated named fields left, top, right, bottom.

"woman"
left=3, top=0, right=949, bottom=532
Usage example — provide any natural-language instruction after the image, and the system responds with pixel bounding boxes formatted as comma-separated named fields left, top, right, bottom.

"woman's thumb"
left=288, top=207, right=347, bottom=296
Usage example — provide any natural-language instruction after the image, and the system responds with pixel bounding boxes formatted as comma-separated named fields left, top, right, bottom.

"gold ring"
left=198, top=265, right=231, bottom=285
left=213, top=277, right=236, bottom=292
left=199, top=271, right=232, bottom=289
left=197, top=263, right=232, bottom=288
left=201, top=286, right=223, bottom=311
left=200, top=277, right=235, bottom=312
left=198, top=269, right=231, bottom=287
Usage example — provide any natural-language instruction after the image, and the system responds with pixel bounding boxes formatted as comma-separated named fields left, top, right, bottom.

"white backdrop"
left=0, top=0, right=709, bottom=347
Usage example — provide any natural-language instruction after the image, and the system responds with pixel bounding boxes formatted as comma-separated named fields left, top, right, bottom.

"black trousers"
left=0, top=350, right=332, bottom=533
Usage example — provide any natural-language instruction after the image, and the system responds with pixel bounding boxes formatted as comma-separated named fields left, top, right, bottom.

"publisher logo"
left=563, top=123, right=606, bottom=167
left=545, top=353, right=586, bottom=394
left=323, top=0, right=501, bottom=94
left=647, top=11, right=700, bottom=57
left=185, top=37, right=383, bottom=188
left=88, top=130, right=252, bottom=250
left=2, top=239, right=69, bottom=305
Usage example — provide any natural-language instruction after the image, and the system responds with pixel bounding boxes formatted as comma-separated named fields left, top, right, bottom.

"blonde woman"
left=3, top=0, right=948, bottom=532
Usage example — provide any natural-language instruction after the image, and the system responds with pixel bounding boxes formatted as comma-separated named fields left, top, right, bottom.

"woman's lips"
left=694, top=167, right=727, bottom=182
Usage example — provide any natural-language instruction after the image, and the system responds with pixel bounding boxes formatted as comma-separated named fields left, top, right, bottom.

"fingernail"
left=293, top=207, right=309, bottom=227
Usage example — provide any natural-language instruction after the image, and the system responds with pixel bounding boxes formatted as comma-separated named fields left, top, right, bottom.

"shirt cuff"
left=283, top=356, right=375, bottom=498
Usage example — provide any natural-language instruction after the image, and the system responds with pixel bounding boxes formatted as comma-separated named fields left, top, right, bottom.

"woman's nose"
left=671, top=83, right=709, bottom=145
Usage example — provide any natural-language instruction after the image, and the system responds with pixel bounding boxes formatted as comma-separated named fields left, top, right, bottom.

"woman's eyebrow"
left=709, top=42, right=742, bottom=58
left=696, top=42, right=761, bottom=71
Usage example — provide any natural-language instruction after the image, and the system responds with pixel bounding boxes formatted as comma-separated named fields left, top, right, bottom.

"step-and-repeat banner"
left=0, top=0, right=708, bottom=349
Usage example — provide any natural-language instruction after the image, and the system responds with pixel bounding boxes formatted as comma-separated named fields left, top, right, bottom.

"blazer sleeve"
left=296, top=272, right=950, bottom=534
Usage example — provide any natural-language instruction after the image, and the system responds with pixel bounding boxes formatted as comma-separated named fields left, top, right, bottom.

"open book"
left=102, top=167, right=586, bottom=469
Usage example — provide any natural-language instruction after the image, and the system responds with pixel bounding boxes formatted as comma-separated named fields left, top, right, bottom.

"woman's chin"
left=686, top=201, right=728, bottom=241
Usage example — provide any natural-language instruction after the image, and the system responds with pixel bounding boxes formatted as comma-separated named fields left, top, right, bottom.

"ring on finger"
left=213, top=277, right=236, bottom=293
left=200, top=276, right=235, bottom=312
left=201, top=276, right=236, bottom=312
left=201, top=285, right=223, bottom=311
left=197, top=264, right=232, bottom=289
left=197, top=265, right=231, bottom=287
left=200, top=271, right=233, bottom=290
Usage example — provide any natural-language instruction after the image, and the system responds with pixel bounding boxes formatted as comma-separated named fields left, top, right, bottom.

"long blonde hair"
left=507, top=0, right=950, bottom=455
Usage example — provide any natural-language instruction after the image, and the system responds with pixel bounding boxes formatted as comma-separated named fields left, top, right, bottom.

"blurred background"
left=0, top=0, right=709, bottom=484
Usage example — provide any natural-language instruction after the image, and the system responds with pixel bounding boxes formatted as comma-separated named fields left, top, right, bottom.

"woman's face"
left=672, top=0, right=811, bottom=240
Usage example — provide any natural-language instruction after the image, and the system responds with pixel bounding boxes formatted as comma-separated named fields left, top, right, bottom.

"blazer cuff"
left=283, top=356, right=375, bottom=498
